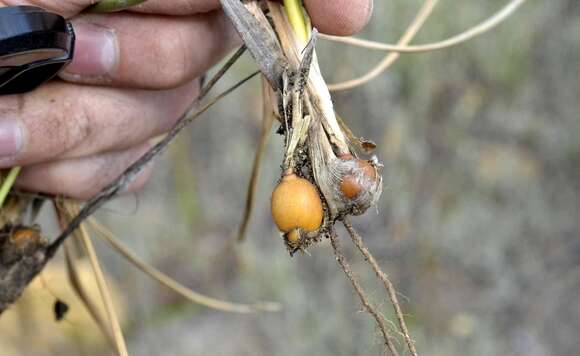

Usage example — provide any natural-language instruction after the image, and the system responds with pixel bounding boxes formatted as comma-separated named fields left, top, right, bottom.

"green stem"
left=283, top=0, right=309, bottom=44
left=0, top=167, right=21, bottom=209
left=87, top=0, right=148, bottom=13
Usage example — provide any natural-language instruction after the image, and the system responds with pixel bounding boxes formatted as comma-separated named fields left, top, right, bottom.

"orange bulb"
left=271, top=173, right=323, bottom=234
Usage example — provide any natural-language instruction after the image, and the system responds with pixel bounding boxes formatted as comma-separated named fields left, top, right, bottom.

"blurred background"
left=1, top=0, right=579, bottom=355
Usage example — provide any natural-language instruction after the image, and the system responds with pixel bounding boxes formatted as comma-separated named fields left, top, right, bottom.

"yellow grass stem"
left=284, top=0, right=309, bottom=44
left=0, top=167, right=21, bottom=209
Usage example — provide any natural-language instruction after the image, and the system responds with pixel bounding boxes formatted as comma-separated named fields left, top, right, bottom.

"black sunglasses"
left=0, top=6, right=75, bottom=95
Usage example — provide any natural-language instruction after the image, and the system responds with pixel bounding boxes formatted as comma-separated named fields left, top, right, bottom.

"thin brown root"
left=237, top=76, right=276, bottom=242
left=328, top=0, right=438, bottom=92
left=343, top=219, right=417, bottom=356
left=320, top=0, right=525, bottom=54
left=63, top=242, right=115, bottom=347
left=329, top=232, right=400, bottom=356
left=88, top=219, right=281, bottom=313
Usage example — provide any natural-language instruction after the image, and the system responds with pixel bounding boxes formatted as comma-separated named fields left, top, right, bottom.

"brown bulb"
left=271, top=173, right=323, bottom=234
left=337, top=155, right=378, bottom=200
left=339, top=159, right=377, bottom=199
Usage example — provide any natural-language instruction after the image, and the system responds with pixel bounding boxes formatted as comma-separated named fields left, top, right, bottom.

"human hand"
left=0, top=0, right=373, bottom=199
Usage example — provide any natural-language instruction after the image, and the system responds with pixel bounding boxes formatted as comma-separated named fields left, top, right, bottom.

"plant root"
left=329, top=231, right=400, bottom=356
left=343, top=219, right=418, bottom=356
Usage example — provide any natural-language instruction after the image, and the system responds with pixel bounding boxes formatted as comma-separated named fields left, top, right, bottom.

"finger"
left=0, top=0, right=93, bottom=17
left=133, top=0, right=374, bottom=36
left=1, top=0, right=221, bottom=17
left=303, top=0, right=373, bottom=36
left=0, top=79, right=199, bottom=168
left=61, top=10, right=239, bottom=89
left=15, top=142, right=154, bottom=199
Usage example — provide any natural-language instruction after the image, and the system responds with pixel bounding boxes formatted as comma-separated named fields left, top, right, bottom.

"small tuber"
left=271, top=172, right=323, bottom=243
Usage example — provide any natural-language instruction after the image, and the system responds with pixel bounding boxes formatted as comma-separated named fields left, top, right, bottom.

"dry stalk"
left=328, top=0, right=439, bottom=92
left=329, top=231, right=400, bottom=356
left=55, top=204, right=116, bottom=346
left=61, top=202, right=128, bottom=356
left=238, top=76, right=276, bottom=242
left=63, top=243, right=115, bottom=347
left=221, top=0, right=287, bottom=89
left=343, top=219, right=417, bottom=356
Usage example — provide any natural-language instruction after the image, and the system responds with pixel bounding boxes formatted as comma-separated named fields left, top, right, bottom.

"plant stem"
left=0, top=167, right=21, bottom=209
left=283, top=0, right=309, bottom=44
left=87, top=0, right=148, bottom=13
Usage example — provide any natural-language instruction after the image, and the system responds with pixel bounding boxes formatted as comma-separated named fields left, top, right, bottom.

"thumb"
left=0, top=1, right=95, bottom=17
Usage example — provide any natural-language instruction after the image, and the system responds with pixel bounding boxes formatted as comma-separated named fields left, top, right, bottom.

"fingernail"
left=0, top=119, right=24, bottom=158
left=63, top=22, right=118, bottom=78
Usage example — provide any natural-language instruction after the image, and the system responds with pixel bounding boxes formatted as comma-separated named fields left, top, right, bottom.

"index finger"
left=131, top=0, right=373, bottom=35
left=303, top=0, right=374, bottom=36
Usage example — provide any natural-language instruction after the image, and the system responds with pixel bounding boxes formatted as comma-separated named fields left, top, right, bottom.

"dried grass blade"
left=238, top=76, right=276, bottom=242
left=320, top=0, right=526, bottom=53
left=64, top=242, right=115, bottom=347
left=220, top=0, right=287, bottom=88
left=64, top=202, right=128, bottom=356
left=328, top=0, right=438, bottom=92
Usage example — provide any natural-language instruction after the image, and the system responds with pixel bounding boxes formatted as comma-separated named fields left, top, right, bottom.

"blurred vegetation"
left=1, top=0, right=579, bottom=355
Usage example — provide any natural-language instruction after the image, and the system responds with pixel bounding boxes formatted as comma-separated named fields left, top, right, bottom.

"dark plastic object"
left=0, top=6, right=75, bottom=95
